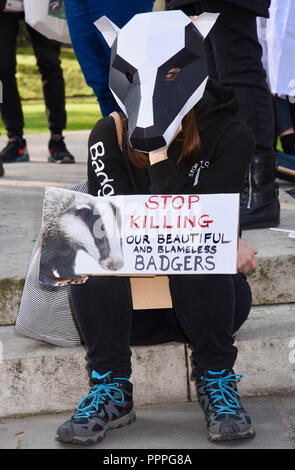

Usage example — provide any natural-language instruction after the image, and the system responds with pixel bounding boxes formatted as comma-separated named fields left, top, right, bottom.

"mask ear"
left=192, top=12, right=219, bottom=38
left=94, top=15, right=120, bottom=47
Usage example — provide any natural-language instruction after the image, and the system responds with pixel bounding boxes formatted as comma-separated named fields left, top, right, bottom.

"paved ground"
left=0, top=131, right=89, bottom=279
left=0, top=396, right=295, bottom=449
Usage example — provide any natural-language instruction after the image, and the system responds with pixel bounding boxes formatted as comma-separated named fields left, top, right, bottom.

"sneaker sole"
left=55, top=408, right=136, bottom=445
left=2, top=154, right=30, bottom=163
left=196, top=392, right=255, bottom=443
left=208, top=427, right=256, bottom=442
left=48, top=155, right=75, bottom=164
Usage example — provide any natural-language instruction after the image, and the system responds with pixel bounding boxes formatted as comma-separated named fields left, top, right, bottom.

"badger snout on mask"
left=95, top=10, right=219, bottom=152
left=39, top=189, right=124, bottom=284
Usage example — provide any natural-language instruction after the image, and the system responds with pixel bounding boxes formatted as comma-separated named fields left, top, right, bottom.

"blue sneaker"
left=195, top=369, right=255, bottom=442
left=56, top=371, right=135, bottom=445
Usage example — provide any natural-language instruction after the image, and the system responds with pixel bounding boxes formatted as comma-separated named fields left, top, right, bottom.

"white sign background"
left=73, top=193, right=240, bottom=276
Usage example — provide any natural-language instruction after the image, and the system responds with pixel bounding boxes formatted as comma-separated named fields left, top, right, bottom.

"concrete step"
left=0, top=248, right=295, bottom=326
left=1, top=185, right=295, bottom=326
left=0, top=303, right=294, bottom=418
left=1, top=131, right=295, bottom=324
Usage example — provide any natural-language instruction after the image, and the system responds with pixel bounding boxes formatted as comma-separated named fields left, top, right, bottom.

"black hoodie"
left=165, top=0, right=270, bottom=18
left=87, top=80, right=255, bottom=201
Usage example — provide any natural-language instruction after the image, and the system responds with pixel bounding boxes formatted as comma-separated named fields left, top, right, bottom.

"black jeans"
left=0, top=12, right=66, bottom=137
left=70, top=273, right=252, bottom=379
left=191, top=1, right=275, bottom=155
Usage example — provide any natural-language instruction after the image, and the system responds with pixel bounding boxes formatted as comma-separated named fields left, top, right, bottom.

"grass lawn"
left=0, top=98, right=101, bottom=135
left=0, top=46, right=102, bottom=135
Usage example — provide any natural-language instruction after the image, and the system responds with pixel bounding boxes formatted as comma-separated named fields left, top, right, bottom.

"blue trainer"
left=195, top=369, right=255, bottom=442
left=56, top=370, right=135, bottom=445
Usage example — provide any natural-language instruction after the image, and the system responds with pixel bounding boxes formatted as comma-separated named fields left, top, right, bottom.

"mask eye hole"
left=126, top=71, right=134, bottom=83
left=165, top=67, right=181, bottom=81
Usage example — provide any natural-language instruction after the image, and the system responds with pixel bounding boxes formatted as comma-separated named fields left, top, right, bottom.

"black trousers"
left=190, top=1, right=275, bottom=155
left=0, top=12, right=66, bottom=137
left=70, top=273, right=252, bottom=379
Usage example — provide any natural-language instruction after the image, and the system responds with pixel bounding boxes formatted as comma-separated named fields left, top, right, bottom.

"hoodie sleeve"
left=147, top=121, right=255, bottom=196
left=147, top=158, right=193, bottom=194
left=195, top=123, right=255, bottom=195
left=87, top=116, right=135, bottom=197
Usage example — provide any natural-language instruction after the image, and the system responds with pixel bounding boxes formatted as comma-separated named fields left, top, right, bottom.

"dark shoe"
left=56, top=370, right=135, bottom=445
left=240, top=153, right=280, bottom=230
left=0, top=136, right=29, bottom=163
left=194, top=369, right=255, bottom=442
left=48, top=134, right=75, bottom=164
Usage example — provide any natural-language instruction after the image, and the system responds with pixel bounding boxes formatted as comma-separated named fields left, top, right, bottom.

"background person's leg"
left=64, top=0, right=119, bottom=116
left=27, top=24, right=75, bottom=163
left=64, top=0, right=154, bottom=117
left=0, top=12, right=24, bottom=137
left=275, top=96, right=295, bottom=155
left=275, top=96, right=294, bottom=137
left=27, top=24, right=66, bottom=135
left=192, top=1, right=279, bottom=229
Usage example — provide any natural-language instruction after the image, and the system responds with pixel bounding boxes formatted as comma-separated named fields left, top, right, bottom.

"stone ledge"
left=0, top=329, right=187, bottom=417
left=1, top=253, right=295, bottom=326
left=188, top=303, right=295, bottom=400
left=247, top=255, right=295, bottom=305
left=0, top=303, right=294, bottom=418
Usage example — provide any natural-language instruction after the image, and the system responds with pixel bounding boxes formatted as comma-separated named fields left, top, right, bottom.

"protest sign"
left=39, top=187, right=239, bottom=286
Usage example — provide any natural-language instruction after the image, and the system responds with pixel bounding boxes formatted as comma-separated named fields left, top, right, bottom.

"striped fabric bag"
left=14, top=180, right=89, bottom=347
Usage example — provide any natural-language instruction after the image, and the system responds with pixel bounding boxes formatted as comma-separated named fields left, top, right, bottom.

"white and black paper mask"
left=95, top=11, right=219, bottom=152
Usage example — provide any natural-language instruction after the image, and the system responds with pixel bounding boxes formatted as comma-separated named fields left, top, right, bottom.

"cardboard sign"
left=130, top=276, right=173, bottom=310
left=39, top=187, right=239, bottom=286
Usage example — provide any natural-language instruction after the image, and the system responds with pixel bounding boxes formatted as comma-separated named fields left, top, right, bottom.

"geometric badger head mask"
left=95, top=10, right=219, bottom=153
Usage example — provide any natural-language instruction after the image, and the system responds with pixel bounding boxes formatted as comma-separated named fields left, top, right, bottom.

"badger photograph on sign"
left=39, top=187, right=240, bottom=286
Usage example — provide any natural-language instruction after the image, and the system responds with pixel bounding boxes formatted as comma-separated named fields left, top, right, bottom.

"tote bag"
left=14, top=181, right=89, bottom=347
left=24, top=0, right=71, bottom=44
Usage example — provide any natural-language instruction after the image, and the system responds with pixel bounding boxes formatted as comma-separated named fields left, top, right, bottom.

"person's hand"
left=148, top=123, right=182, bottom=165
left=54, top=275, right=89, bottom=286
left=237, top=239, right=258, bottom=274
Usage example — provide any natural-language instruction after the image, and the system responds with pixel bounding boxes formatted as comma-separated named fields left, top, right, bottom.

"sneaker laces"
left=73, top=373, right=129, bottom=419
left=202, top=369, right=243, bottom=415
